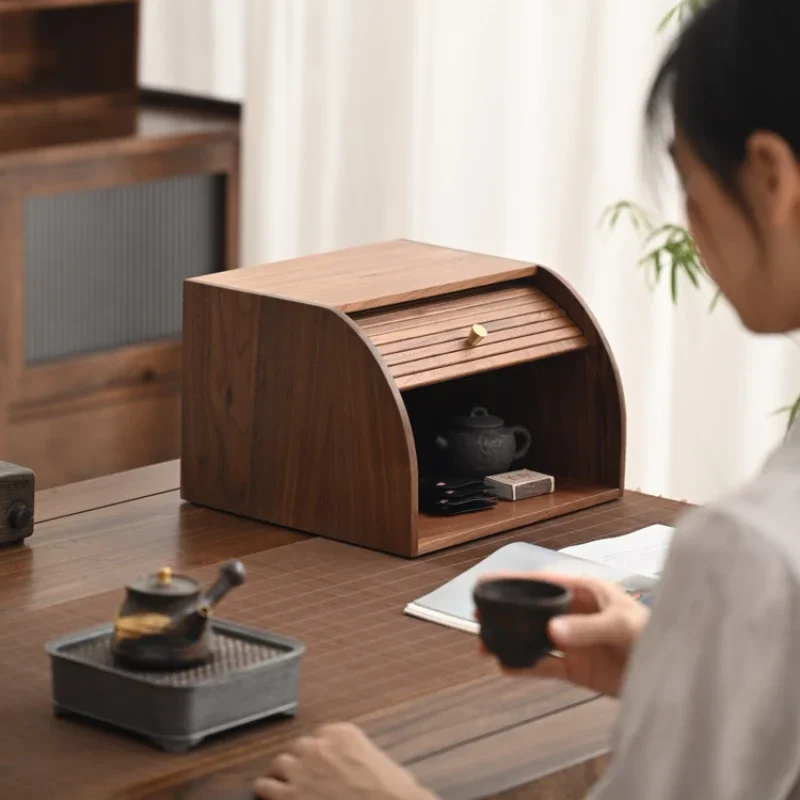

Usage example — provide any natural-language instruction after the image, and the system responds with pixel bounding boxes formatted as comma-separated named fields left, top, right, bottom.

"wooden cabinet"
left=181, top=240, right=626, bottom=557
left=0, top=0, right=240, bottom=488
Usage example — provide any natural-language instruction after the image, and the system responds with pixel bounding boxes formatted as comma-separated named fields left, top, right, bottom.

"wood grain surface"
left=13, top=339, right=181, bottom=411
left=0, top=105, right=238, bottom=170
left=0, top=485, right=308, bottom=621
left=0, top=467, right=684, bottom=799
left=35, top=459, right=180, bottom=522
left=0, top=2, right=240, bottom=490
left=191, top=239, right=538, bottom=315
left=181, top=287, right=418, bottom=555
left=6, top=386, right=182, bottom=489
left=0, top=0, right=133, bottom=14
left=127, top=676, right=615, bottom=800
left=0, top=2, right=138, bottom=122
left=531, top=268, right=627, bottom=490
left=351, top=282, right=587, bottom=391
left=417, top=484, right=621, bottom=554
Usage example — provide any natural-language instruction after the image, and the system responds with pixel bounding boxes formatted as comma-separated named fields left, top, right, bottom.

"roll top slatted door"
left=352, top=283, right=587, bottom=390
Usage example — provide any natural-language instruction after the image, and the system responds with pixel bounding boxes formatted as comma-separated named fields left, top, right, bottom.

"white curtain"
left=242, top=0, right=800, bottom=505
left=139, top=0, right=245, bottom=102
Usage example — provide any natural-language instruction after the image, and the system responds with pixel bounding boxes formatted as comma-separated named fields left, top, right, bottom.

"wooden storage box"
left=181, top=240, right=625, bottom=556
left=0, top=0, right=240, bottom=488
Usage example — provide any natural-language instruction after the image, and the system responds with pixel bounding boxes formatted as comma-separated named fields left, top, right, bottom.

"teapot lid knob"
left=157, top=567, right=173, bottom=585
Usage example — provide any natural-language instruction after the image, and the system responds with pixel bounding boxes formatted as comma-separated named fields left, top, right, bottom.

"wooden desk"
left=0, top=462, right=683, bottom=800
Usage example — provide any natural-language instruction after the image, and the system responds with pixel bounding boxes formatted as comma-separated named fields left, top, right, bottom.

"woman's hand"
left=477, top=573, right=650, bottom=697
left=253, top=723, right=437, bottom=800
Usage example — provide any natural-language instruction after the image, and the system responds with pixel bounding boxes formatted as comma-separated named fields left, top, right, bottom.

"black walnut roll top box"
left=180, top=240, right=626, bottom=556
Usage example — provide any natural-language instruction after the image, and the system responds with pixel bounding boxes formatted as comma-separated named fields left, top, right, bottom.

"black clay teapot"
left=112, top=560, right=246, bottom=670
left=435, top=407, right=532, bottom=479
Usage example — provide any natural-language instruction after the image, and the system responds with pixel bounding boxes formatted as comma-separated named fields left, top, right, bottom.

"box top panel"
left=191, top=240, right=538, bottom=314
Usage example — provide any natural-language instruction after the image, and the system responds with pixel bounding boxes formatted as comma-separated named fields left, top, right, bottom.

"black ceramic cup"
left=473, top=578, right=572, bottom=669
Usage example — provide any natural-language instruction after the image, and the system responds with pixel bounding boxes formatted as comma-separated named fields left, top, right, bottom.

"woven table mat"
left=0, top=493, right=681, bottom=799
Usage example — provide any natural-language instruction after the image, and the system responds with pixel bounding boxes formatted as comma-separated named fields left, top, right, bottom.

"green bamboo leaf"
left=709, top=289, right=722, bottom=312
left=654, top=249, right=664, bottom=281
left=790, top=398, right=800, bottom=431
left=658, top=0, right=709, bottom=33
left=601, top=202, right=622, bottom=230
left=640, top=245, right=669, bottom=289
left=685, top=261, right=701, bottom=288
left=657, top=5, right=681, bottom=32
left=775, top=394, right=800, bottom=436
left=601, top=200, right=655, bottom=235
left=670, top=261, right=679, bottom=303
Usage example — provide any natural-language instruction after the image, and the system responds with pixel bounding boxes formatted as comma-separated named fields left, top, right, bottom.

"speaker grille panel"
left=24, top=174, right=225, bottom=365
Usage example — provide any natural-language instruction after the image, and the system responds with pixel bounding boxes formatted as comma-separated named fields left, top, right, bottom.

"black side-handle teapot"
left=111, top=560, right=246, bottom=670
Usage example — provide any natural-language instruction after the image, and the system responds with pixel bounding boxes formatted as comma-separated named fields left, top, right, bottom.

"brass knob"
left=466, top=324, right=487, bottom=347
left=157, top=566, right=173, bottom=584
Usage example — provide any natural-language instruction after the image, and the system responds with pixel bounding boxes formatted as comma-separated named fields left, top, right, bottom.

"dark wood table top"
left=0, top=461, right=684, bottom=800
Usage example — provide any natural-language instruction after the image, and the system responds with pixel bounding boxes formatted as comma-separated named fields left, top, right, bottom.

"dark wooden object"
left=0, top=463, right=683, bottom=799
left=0, top=459, right=34, bottom=544
left=0, top=1, right=137, bottom=121
left=0, top=1, right=240, bottom=489
left=182, top=240, right=625, bottom=556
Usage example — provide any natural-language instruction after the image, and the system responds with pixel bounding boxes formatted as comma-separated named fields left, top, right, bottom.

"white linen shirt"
left=590, top=421, right=800, bottom=799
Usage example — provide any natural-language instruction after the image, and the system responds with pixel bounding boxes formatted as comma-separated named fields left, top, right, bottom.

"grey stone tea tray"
left=46, top=620, right=305, bottom=752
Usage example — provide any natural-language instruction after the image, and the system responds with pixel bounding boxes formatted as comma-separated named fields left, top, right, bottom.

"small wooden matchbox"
left=485, top=470, right=555, bottom=502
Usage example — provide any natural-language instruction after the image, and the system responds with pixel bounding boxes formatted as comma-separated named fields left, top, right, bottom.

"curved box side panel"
left=530, top=268, right=626, bottom=490
left=181, top=283, right=418, bottom=556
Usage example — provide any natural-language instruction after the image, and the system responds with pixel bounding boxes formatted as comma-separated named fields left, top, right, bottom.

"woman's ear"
left=742, top=132, right=800, bottom=228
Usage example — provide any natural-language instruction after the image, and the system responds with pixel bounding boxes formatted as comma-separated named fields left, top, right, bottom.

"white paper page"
left=404, top=541, right=651, bottom=629
left=558, top=524, right=675, bottom=578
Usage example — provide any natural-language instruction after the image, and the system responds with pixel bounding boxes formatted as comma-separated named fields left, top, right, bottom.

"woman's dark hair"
left=647, top=0, right=800, bottom=208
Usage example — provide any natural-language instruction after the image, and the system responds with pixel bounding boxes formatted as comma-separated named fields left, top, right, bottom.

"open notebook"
left=403, top=525, right=674, bottom=634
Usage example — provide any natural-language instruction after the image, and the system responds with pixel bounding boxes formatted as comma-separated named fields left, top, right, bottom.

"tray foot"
left=154, top=735, right=205, bottom=753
